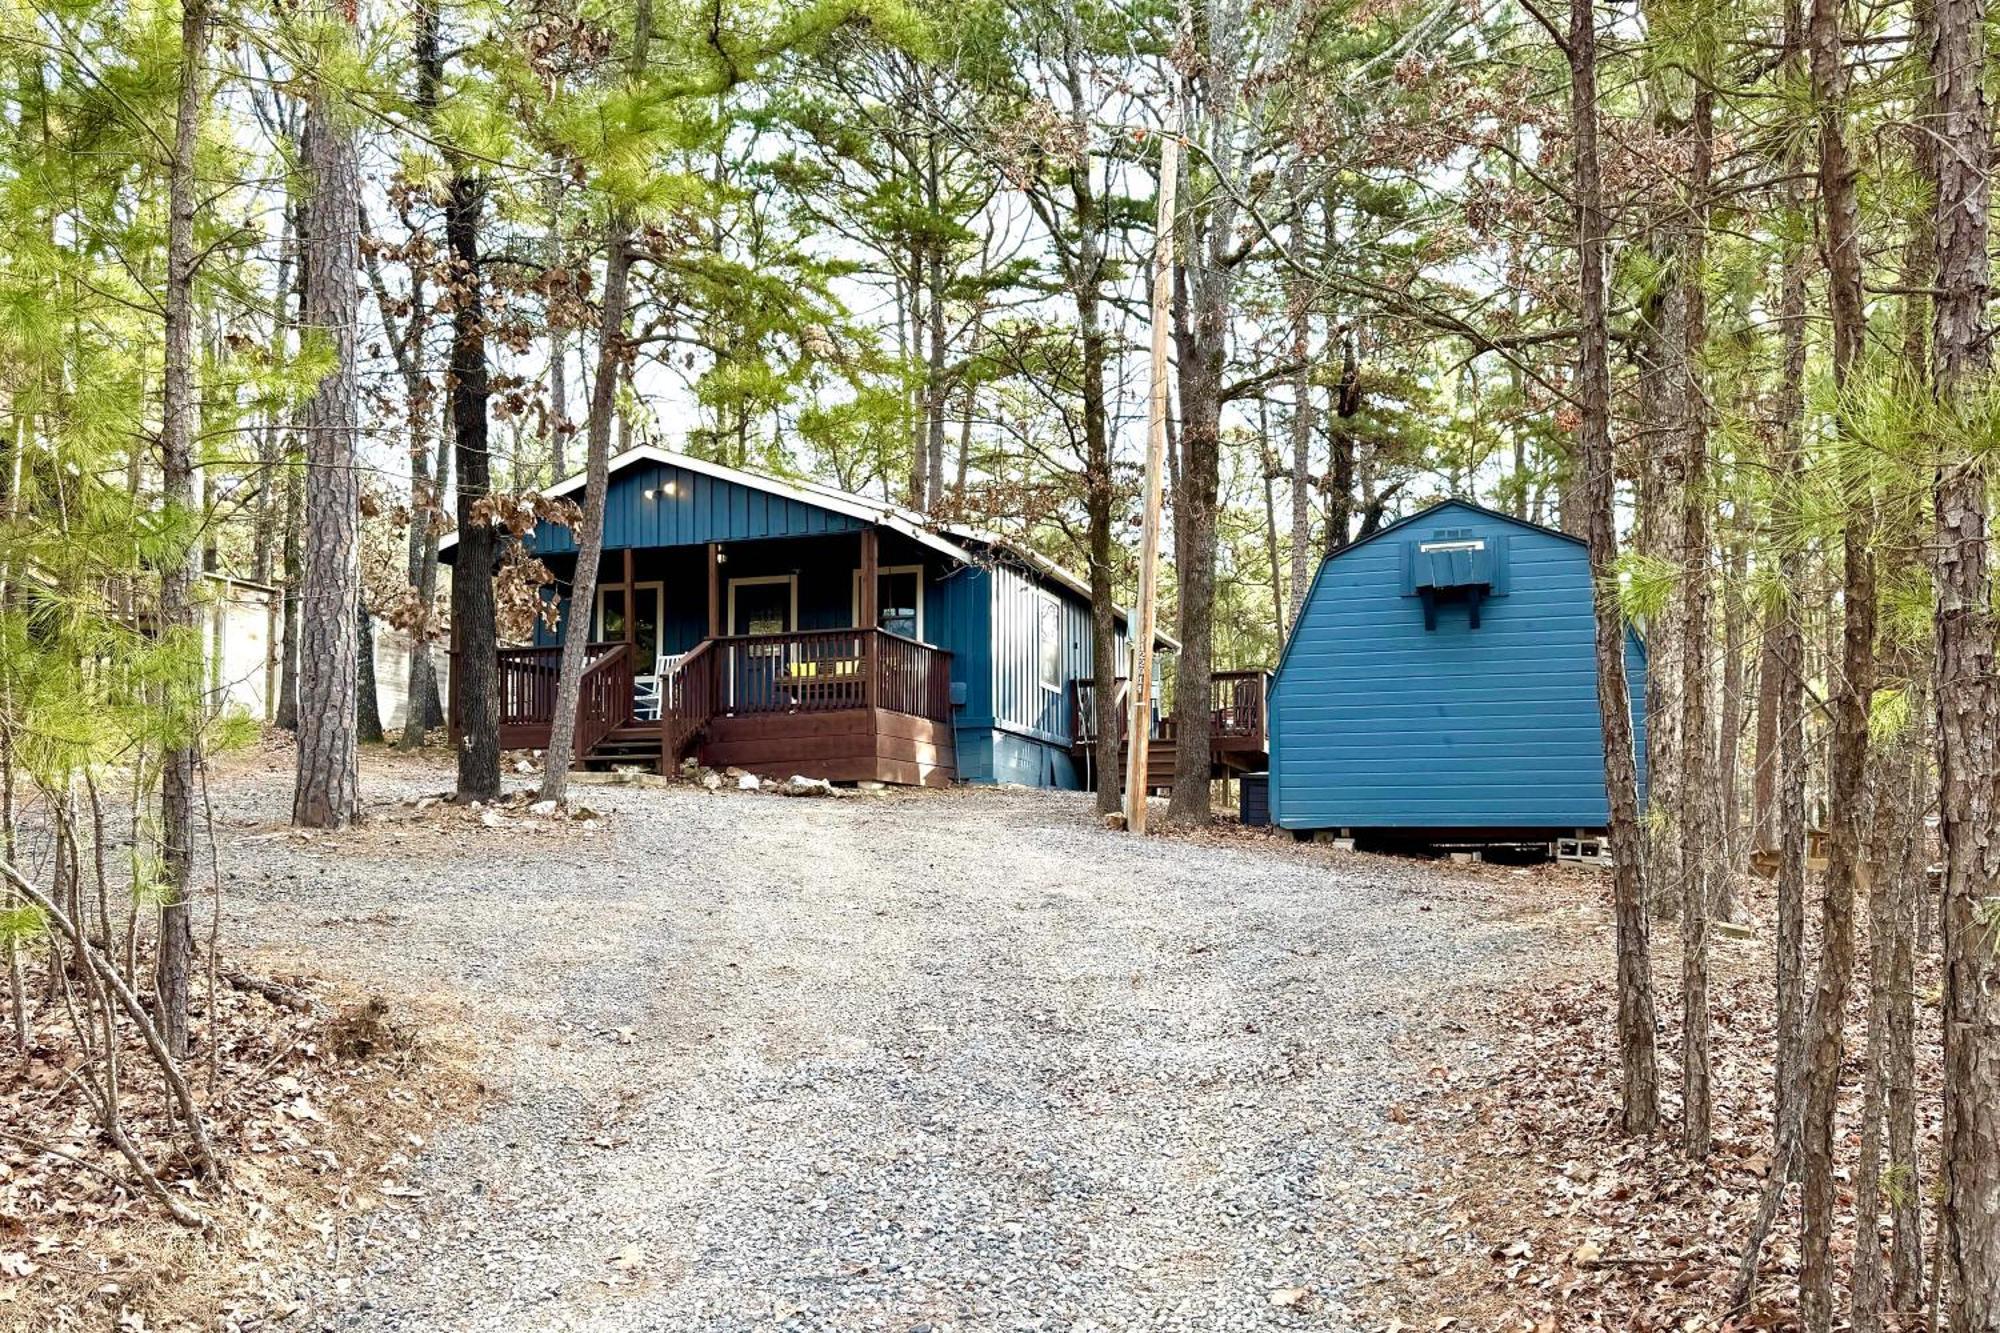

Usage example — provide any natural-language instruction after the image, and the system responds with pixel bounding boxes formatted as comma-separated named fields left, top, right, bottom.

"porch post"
left=859, top=527, right=879, bottom=628
left=860, top=528, right=879, bottom=709
left=706, top=542, right=721, bottom=639
left=620, top=547, right=636, bottom=648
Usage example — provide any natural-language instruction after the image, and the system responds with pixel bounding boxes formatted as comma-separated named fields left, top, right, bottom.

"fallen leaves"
left=3, top=961, right=476, bottom=1330
left=1385, top=868, right=1947, bottom=1331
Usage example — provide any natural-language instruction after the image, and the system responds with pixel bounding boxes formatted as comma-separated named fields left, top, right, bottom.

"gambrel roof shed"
left=1268, top=499, right=1648, bottom=834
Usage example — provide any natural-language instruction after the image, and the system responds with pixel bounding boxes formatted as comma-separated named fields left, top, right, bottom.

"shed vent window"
left=1409, top=531, right=1501, bottom=630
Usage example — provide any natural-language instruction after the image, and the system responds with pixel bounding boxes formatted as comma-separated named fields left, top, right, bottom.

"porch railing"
left=658, top=628, right=953, bottom=760
left=497, top=645, right=565, bottom=731
left=662, top=640, right=717, bottom=761
left=496, top=640, right=632, bottom=748
left=1071, top=669, right=1269, bottom=751
left=574, top=642, right=634, bottom=760
left=874, top=629, right=954, bottom=721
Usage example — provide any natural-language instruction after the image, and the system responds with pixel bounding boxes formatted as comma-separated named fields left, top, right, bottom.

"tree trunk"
left=547, top=177, right=569, bottom=483
left=1750, top=591, right=1782, bottom=851
left=448, top=167, right=501, bottom=803
left=1931, top=0, right=2000, bottom=1308
left=156, top=0, right=209, bottom=1060
left=1800, top=0, right=1872, bottom=1314
left=1167, top=287, right=1221, bottom=825
left=923, top=137, right=948, bottom=512
left=539, top=0, right=650, bottom=805
left=1718, top=531, right=1746, bottom=891
left=1286, top=165, right=1314, bottom=627
left=403, top=403, right=450, bottom=747
left=1066, top=160, right=1123, bottom=816
left=398, top=0, right=443, bottom=751
left=1677, top=85, right=1717, bottom=1161
left=1769, top=0, right=1813, bottom=1149
left=292, top=50, right=363, bottom=831
left=1854, top=719, right=1925, bottom=1332
left=1568, top=0, right=1659, bottom=1136
left=276, top=440, right=302, bottom=731
left=1887, top=707, right=1926, bottom=1312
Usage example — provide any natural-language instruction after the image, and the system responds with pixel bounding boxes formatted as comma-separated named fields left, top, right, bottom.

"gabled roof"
left=438, top=445, right=1177, bottom=648
left=1274, top=498, right=1585, bottom=676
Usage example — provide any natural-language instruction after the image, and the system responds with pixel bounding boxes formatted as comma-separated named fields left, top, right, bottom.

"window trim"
left=1036, top=590, right=1063, bottom=694
left=851, top=564, right=926, bottom=643
left=725, top=574, right=799, bottom=637
left=593, top=580, right=664, bottom=650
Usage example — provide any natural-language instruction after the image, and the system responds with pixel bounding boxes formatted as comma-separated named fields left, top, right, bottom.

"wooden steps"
left=584, top=722, right=665, bottom=772
left=1102, top=738, right=1268, bottom=795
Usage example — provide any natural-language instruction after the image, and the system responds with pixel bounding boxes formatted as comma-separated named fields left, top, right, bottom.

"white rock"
left=528, top=799, right=559, bottom=817
left=736, top=773, right=761, bottom=791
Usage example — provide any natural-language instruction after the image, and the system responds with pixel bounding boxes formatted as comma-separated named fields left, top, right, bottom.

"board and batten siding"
left=1269, top=502, right=1648, bottom=830
left=526, top=461, right=866, bottom=557
left=944, top=559, right=1123, bottom=788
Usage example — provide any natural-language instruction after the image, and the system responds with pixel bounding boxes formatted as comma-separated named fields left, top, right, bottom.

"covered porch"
left=469, top=527, right=957, bottom=786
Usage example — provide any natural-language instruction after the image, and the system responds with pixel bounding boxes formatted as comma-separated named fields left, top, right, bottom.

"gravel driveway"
left=214, top=756, right=1546, bottom=1333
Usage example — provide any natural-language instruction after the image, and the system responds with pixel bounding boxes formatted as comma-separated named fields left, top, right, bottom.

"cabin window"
left=1037, top=593, right=1062, bottom=692
left=852, top=566, right=924, bottom=641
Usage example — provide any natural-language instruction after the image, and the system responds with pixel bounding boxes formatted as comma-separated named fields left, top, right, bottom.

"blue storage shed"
left=1268, top=499, right=1647, bottom=836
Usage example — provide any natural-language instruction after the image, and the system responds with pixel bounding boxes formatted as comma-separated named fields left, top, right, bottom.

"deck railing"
left=662, top=640, right=717, bottom=762
left=1071, top=669, right=1269, bottom=751
left=574, top=642, right=634, bottom=760
left=659, top=628, right=953, bottom=759
left=495, top=641, right=632, bottom=749
left=874, top=629, right=954, bottom=721
left=497, top=645, right=564, bottom=731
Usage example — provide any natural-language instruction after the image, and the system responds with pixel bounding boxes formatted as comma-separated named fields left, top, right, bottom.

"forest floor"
left=172, top=746, right=1605, bottom=1333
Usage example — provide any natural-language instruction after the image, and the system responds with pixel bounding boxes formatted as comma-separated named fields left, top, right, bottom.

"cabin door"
left=727, top=576, right=796, bottom=711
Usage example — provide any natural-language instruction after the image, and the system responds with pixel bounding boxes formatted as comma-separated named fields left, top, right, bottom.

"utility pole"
left=1125, top=119, right=1179, bottom=834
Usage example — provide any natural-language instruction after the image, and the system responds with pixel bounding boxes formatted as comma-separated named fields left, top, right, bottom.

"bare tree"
left=541, top=0, right=651, bottom=805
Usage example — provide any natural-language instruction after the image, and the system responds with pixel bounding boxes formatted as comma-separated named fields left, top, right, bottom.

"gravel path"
left=214, top=755, right=1550, bottom=1332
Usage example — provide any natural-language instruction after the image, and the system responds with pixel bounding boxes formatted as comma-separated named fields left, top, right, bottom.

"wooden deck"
left=479, top=628, right=956, bottom=785
left=1070, top=669, right=1271, bottom=794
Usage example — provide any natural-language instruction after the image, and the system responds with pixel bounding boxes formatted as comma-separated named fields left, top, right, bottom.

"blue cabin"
left=1268, top=500, right=1647, bottom=836
left=442, top=447, right=1167, bottom=787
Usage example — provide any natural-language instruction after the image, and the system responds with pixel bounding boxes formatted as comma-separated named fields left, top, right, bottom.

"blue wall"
left=1269, top=501, right=1649, bottom=831
left=527, top=461, right=866, bottom=556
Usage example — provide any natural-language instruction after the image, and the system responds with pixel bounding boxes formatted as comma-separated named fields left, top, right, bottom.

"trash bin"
left=1240, top=772, right=1270, bottom=827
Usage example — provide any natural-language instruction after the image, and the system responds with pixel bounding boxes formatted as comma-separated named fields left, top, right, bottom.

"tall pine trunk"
left=156, top=0, right=209, bottom=1059
left=1931, top=0, right=2000, bottom=1309
left=1568, top=0, right=1658, bottom=1135
left=1800, top=0, right=1872, bottom=1316
left=292, top=27, right=363, bottom=830
left=448, top=167, right=501, bottom=803
left=539, top=0, right=650, bottom=804
left=1676, top=86, right=1717, bottom=1159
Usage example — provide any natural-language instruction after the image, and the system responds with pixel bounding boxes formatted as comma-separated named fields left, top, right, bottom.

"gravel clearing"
left=211, top=753, right=1555, bottom=1332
